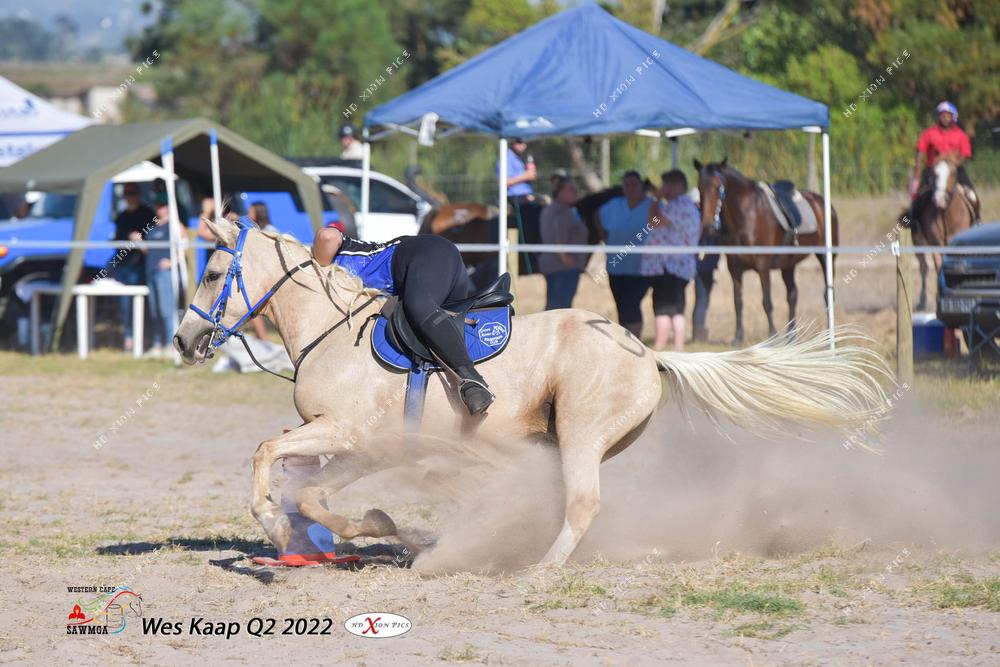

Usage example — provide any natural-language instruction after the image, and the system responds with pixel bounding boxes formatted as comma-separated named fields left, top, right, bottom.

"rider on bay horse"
left=312, top=226, right=495, bottom=415
left=909, top=100, right=978, bottom=221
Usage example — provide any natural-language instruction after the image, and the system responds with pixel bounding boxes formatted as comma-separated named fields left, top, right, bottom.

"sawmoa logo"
left=344, top=613, right=411, bottom=638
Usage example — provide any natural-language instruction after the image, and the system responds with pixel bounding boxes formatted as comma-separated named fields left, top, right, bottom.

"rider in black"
left=313, top=227, right=495, bottom=415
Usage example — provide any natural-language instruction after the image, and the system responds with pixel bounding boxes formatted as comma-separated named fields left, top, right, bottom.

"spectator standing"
left=497, top=137, right=542, bottom=273
left=248, top=201, right=278, bottom=233
left=114, top=184, right=155, bottom=353
left=539, top=177, right=588, bottom=309
left=692, top=227, right=720, bottom=342
left=339, top=125, right=364, bottom=160
left=641, top=170, right=700, bottom=351
left=140, top=204, right=176, bottom=358
left=596, top=171, right=653, bottom=337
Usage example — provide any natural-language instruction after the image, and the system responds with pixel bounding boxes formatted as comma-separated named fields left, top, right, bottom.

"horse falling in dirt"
left=694, top=158, right=839, bottom=344
left=173, top=217, right=890, bottom=566
left=906, top=152, right=980, bottom=311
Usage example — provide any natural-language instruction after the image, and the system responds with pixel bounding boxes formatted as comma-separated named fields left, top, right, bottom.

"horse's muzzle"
left=173, top=330, right=213, bottom=365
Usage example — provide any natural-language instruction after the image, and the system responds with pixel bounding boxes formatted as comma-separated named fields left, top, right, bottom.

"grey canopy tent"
left=0, top=118, right=324, bottom=348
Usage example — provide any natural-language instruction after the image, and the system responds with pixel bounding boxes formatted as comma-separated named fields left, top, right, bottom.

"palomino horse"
left=173, top=217, right=889, bottom=566
left=908, top=152, right=979, bottom=311
left=694, top=158, right=839, bottom=344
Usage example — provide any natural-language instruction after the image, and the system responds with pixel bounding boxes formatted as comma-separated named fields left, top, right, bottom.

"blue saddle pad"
left=372, top=306, right=512, bottom=371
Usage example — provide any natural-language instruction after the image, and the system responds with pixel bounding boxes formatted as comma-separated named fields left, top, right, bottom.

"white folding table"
left=28, top=281, right=149, bottom=359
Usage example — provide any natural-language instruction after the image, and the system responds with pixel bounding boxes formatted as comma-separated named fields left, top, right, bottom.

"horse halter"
left=711, top=170, right=726, bottom=231
left=189, top=218, right=311, bottom=352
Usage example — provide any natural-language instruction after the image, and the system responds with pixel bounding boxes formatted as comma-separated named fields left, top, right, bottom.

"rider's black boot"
left=417, top=309, right=496, bottom=415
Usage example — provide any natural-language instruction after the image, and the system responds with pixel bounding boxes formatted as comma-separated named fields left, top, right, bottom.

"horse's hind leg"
left=539, top=443, right=603, bottom=566
left=759, top=267, right=777, bottom=337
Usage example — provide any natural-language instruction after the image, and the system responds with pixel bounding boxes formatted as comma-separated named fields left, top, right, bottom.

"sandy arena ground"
left=0, top=192, right=997, bottom=665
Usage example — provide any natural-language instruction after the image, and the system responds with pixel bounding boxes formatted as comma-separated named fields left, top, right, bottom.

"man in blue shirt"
left=596, top=171, right=653, bottom=337
left=497, top=137, right=542, bottom=273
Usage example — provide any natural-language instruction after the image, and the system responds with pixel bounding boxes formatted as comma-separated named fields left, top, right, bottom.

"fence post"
left=895, top=233, right=914, bottom=385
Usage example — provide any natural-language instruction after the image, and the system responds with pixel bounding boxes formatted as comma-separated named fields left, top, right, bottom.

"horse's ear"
left=720, top=156, right=728, bottom=168
left=203, top=216, right=239, bottom=247
left=693, top=158, right=703, bottom=172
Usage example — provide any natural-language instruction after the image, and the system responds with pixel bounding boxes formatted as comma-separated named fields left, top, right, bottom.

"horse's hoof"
left=361, top=508, right=398, bottom=538
left=268, top=513, right=292, bottom=553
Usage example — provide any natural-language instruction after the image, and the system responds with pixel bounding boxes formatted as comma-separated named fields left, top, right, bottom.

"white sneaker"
left=143, top=344, right=163, bottom=359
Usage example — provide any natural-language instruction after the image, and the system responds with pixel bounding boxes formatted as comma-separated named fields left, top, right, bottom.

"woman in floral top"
left=641, top=170, right=701, bottom=351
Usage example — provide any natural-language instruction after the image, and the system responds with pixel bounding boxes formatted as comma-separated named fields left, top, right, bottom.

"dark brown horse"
left=906, top=151, right=979, bottom=311
left=694, top=158, right=839, bottom=343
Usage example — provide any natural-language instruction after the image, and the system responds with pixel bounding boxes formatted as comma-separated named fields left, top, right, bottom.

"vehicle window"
left=321, top=176, right=361, bottom=210
left=30, top=193, right=78, bottom=218
left=371, top=181, right=417, bottom=215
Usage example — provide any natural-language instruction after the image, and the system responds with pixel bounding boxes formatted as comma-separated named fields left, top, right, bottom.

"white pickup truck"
left=298, top=162, right=433, bottom=242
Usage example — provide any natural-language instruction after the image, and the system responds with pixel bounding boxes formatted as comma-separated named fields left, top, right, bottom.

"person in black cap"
left=339, top=125, right=364, bottom=160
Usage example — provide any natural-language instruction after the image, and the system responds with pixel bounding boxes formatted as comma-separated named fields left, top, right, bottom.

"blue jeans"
left=544, top=270, right=581, bottom=310
left=147, top=269, right=176, bottom=347
left=693, top=269, right=715, bottom=333
left=115, top=264, right=145, bottom=341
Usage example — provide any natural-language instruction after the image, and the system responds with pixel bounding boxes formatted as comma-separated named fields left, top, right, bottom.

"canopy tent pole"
left=210, top=129, right=223, bottom=223
left=670, top=137, right=679, bottom=169
left=160, top=137, right=182, bottom=364
left=498, top=138, right=508, bottom=275
left=361, top=129, right=371, bottom=239
left=822, top=130, right=835, bottom=349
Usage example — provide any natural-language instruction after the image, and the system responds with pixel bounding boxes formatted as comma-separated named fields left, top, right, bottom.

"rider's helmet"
left=935, top=101, right=958, bottom=121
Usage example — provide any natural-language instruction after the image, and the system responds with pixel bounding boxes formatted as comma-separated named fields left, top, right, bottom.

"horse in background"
left=905, top=151, right=979, bottom=311
left=694, top=158, right=839, bottom=344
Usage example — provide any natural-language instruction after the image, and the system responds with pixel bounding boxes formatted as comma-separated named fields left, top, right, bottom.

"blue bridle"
left=712, top=170, right=726, bottom=232
left=189, top=218, right=309, bottom=351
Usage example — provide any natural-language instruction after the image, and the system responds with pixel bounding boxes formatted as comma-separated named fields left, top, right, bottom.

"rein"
left=189, top=218, right=379, bottom=383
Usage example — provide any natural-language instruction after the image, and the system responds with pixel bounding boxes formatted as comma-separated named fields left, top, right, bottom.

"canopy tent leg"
left=498, top=138, right=509, bottom=276
left=671, top=137, right=679, bottom=169
left=210, top=129, right=223, bottom=222
left=600, top=137, right=611, bottom=187
left=161, top=137, right=183, bottom=364
left=361, top=134, right=371, bottom=240
left=51, top=180, right=104, bottom=351
left=822, top=131, right=835, bottom=349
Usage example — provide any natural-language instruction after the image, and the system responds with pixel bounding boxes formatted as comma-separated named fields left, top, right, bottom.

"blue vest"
left=333, top=237, right=401, bottom=293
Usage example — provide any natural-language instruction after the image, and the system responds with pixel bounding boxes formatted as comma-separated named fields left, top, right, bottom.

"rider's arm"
left=312, top=227, right=344, bottom=266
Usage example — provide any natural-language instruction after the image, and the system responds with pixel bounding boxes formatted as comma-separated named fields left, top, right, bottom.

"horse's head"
left=173, top=217, right=284, bottom=364
left=693, top=157, right=727, bottom=231
left=933, top=151, right=962, bottom=209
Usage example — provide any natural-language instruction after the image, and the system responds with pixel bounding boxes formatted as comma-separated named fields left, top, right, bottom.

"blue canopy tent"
left=364, top=2, right=834, bottom=332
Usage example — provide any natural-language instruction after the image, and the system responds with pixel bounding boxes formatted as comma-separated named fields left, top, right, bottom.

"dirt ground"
left=0, top=191, right=998, bottom=666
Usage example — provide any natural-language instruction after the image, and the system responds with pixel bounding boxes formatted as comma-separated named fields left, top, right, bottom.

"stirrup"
left=459, top=378, right=495, bottom=415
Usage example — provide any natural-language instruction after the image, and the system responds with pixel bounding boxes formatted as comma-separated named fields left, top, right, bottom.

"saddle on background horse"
left=759, top=180, right=818, bottom=240
left=371, top=274, right=514, bottom=428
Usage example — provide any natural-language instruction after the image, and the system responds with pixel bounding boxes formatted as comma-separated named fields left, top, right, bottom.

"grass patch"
left=682, top=588, right=803, bottom=615
left=729, top=620, right=797, bottom=640
left=933, top=575, right=1000, bottom=612
left=438, top=644, right=485, bottom=663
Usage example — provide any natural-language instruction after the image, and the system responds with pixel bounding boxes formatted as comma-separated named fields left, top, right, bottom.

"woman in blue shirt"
left=313, top=228, right=494, bottom=415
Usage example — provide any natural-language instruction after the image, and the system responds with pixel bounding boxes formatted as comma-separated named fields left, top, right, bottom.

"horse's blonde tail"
left=654, top=327, right=895, bottom=442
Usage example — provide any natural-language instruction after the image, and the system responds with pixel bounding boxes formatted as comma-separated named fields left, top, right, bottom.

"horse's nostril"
left=173, top=334, right=185, bottom=353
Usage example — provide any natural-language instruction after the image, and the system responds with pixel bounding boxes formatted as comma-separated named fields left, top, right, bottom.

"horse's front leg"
left=250, top=416, right=358, bottom=551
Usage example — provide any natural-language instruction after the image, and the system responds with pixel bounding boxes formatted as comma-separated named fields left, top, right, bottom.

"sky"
left=0, top=0, right=156, bottom=54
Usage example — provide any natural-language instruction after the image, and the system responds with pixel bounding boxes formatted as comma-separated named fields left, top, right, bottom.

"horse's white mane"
left=254, top=227, right=384, bottom=305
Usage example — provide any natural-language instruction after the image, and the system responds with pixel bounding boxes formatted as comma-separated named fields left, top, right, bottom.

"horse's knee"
left=252, top=439, right=278, bottom=468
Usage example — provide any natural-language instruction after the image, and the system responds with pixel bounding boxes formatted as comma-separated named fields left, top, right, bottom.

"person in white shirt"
left=339, top=125, right=364, bottom=160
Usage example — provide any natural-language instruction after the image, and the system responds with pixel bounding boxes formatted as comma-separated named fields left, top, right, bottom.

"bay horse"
left=173, top=217, right=889, bottom=566
left=694, top=158, right=839, bottom=344
left=907, top=151, right=979, bottom=311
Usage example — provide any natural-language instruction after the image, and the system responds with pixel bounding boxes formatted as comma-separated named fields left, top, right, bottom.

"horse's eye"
left=205, top=271, right=221, bottom=283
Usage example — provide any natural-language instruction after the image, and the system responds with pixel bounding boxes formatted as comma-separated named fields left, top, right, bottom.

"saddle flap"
left=373, top=305, right=512, bottom=371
